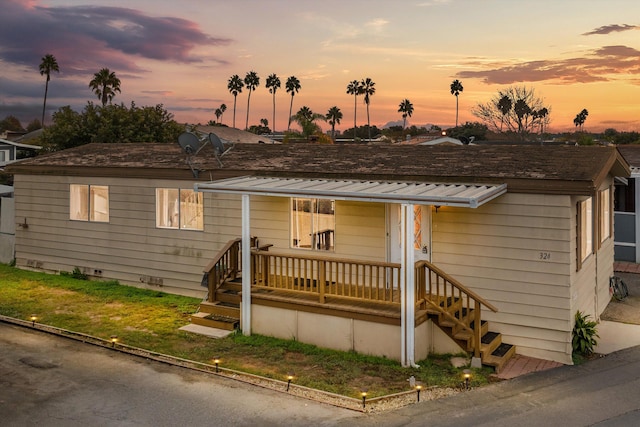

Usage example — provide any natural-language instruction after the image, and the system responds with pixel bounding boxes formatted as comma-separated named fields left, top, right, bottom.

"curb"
left=0, top=315, right=456, bottom=413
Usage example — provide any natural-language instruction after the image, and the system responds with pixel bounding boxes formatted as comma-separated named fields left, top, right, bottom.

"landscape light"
left=110, top=335, right=118, bottom=347
left=213, top=357, right=221, bottom=373
left=286, top=372, right=294, bottom=392
left=463, top=369, right=472, bottom=390
left=361, top=388, right=368, bottom=409
left=30, top=314, right=37, bottom=327
left=415, top=383, right=423, bottom=402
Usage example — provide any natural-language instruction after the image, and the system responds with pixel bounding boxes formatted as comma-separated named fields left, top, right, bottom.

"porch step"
left=199, top=301, right=240, bottom=318
left=190, top=312, right=239, bottom=330
left=482, top=343, right=516, bottom=373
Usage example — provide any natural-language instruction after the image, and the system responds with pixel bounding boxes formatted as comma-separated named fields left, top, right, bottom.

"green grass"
left=0, top=264, right=494, bottom=398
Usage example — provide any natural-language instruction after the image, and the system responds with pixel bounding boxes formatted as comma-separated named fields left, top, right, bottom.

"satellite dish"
left=208, top=133, right=225, bottom=155
left=178, top=132, right=200, bottom=154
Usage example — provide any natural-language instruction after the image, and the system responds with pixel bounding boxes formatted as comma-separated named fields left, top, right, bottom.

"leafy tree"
left=398, top=99, right=414, bottom=129
left=361, top=77, right=375, bottom=142
left=248, top=118, right=270, bottom=135
left=285, top=76, right=301, bottom=132
left=343, top=125, right=381, bottom=141
left=446, top=121, right=488, bottom=141
left=472, top=85, right=550, bottom=140
left=0, top=115, right=25, bottom=133
left=346, top=80, right=363, bottom=140
left=227, top=75, right=244, bottom=128
left=243, top=71, right=260, bottom=131
left=26, top=119, right=42, bottom=132
left=326, top=106, right=342, bottom=142
left=40, top=102, right=184, bottom=151
left=89, top=68, right=121, bottom=107
left=450, top=79, right=463, bottom=127
left=573, top=108, right=589, bottom=131
left=290, top=106, right=326, bottom=138
left=265, top=73, right=281, bottom=133
left=39, top=53, right=59, bottom=126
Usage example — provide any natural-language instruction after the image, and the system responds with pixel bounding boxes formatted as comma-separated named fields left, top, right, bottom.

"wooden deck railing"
left=415, top=260, right=498, bottom=358
left=202, top=238, right=242, bottom=303
left=251, top=250, right=402, bottom=305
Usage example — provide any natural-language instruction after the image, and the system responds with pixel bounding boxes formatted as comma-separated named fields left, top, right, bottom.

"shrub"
left=572, top=310, right=599, bottom=356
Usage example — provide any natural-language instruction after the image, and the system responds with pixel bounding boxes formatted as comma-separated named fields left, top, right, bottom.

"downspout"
left=241, top=194, right=251, bottom=335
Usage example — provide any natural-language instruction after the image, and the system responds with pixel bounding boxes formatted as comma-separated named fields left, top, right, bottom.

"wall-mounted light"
left=434, top=205, right=441, bottom=213
left=18, top=218, right=28, bottom=229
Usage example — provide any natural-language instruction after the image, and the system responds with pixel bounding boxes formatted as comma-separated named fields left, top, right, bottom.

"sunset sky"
left=1, top=0, right=639, bottom=134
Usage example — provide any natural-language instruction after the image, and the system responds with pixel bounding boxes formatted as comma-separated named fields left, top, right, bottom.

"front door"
left=388, top=204, right=432, bottom=264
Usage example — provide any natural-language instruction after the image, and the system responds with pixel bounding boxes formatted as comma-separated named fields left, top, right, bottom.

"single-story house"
left=614, top=145, right=640, bottom=262
left=6, top=142, right=628, bottom=367
left=0, top=138, right=41, bottom=167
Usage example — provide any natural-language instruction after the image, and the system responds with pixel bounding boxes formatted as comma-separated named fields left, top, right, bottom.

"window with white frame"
left=600, top=188, right=611, bottom=243
left=578, top=198, right=593, bottom=263
left=291, top=198, right=335, bottom=250
left=70, top=184, right=109, bottom=222
left=156, top=188, right=203, bottom=230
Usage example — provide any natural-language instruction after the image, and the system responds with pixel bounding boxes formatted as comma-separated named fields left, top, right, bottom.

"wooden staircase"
left=422, top=294, right=516, bottom=373
left=191, top=277, right=241, bottom=331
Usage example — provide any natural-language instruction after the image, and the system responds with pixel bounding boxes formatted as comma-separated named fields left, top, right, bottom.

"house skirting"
left=250, top=304, right=461, bottom=362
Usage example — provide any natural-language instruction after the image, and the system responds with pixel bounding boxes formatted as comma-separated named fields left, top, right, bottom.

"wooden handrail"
left=416, top=260, right=498, bottom=313
left=415, top=259, right=498, bottom=358
left=203, top=238, right=242, bottom=303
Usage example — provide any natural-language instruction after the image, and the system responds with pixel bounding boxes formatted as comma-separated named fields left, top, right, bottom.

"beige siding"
left=432, top=193, right=574, bottom=364
left=13, top=175, right=237, bottom=297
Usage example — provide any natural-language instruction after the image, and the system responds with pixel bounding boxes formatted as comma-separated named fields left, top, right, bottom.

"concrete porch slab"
left=179, top=324, right=235, bottom=339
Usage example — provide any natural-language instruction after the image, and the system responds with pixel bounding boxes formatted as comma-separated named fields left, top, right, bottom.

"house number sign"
left=539, top=252, right=551, bottom=260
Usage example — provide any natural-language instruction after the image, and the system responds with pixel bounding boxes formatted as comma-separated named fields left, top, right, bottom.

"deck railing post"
left=318, top=260, right=326, bottom=303
left=262, top=253, right=269, bottom=286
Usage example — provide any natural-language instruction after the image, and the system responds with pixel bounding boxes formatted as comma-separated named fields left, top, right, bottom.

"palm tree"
left=497, top=95, right=512, bottom=131
left=326, top=106, right=343, bottom=142
left=361, top=77, right=376, bottom=142
left=39, top=53, right=59, bottom=126
left=265, top=74, right=281, bottom=133
left=450, top=79, right=464, bottom=127
left=574, top=108, right=589, bottom=131
left=346, top=80, right=363, bottom=140
left=398, top=99, right=414, bottom=130
left=89, top=68, right=121, bottom=107
left=537, top=107, right=549, bottom=134
left=227, top=75, right=244, bottom=128
left=290, top=106, right=325, bottom=138
left=214, top=108, right=222, bottom=123
left=285, top=76, right=301, bottom=131
left=243, top=71, right=260, bottom=130
left=220, top=103, right=227, bottom=124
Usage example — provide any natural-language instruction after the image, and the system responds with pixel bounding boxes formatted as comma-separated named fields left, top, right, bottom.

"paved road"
left=4, top=321, right=640, bottom=427
left=0, top=322, right=359, bottom=426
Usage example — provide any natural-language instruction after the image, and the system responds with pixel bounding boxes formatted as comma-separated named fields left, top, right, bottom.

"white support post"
left=400, top=204, right=407, bottom=367
left=404, top=204, right=416, bottom=367
left=241, top=194, right=251, bottom=336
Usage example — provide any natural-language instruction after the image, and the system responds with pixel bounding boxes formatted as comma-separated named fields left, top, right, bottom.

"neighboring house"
left=614, top=145, right=640, bottom=262
left=6, top=143, right=628, bottom=367
left=0, top=185, right=15, bottom=264
left=0, top=138, right=41, bottom=168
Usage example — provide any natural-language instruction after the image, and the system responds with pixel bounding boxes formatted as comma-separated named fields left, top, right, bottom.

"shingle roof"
left=7, top=142, right=629, bottom=195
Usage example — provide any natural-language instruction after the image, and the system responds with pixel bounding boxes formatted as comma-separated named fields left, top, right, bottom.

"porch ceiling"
left=195, top=176, right=507, bottom=207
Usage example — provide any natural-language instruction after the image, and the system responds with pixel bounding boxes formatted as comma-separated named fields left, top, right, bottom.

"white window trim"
left=70, top=184, right=109, bottom=223
left=155, top=188, right=203, bottom=231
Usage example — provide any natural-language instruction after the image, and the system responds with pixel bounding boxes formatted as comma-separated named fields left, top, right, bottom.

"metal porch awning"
left=195, top=176, right=507, bottom=208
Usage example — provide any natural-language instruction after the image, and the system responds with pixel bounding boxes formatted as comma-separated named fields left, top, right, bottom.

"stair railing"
left=203, top=238, right=242, bottom=303
left=415, top=260, right=498, bottom=358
